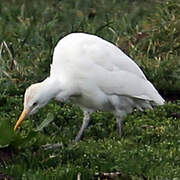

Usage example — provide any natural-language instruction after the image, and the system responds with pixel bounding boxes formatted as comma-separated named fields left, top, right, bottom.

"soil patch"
left=0, top=172, right=15, bottom=180
left=0, top=147, right=15, bottom=162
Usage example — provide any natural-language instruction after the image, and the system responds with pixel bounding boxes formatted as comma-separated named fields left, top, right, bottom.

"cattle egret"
left=14, top=33, right=165, bottom=143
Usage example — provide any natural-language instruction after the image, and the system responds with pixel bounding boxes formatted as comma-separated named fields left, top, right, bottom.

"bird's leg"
left=74, top=111, right=91, bottom=143
left=116, top=116, right=123, bottom=136
left=116, top=111, right=126, bottom=137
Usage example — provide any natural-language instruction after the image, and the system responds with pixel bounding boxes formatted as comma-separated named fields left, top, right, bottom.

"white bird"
left=14, top=33, right=165, bottom=143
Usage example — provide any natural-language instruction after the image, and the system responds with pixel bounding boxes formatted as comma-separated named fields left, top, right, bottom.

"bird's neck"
left=41, top=77, right=71, bottom=103
left=41, top=77, right=62, bottom=100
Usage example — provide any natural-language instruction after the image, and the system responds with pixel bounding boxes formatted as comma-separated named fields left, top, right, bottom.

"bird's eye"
left=33, top=102, right=38, bottom=106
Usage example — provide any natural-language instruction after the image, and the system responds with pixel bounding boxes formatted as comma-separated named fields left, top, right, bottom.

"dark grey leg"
left=116, top=111, right=127, bottom=137
left=116, top=116, right=123, bottom=136
left=74, top=111, right=91, bottom=143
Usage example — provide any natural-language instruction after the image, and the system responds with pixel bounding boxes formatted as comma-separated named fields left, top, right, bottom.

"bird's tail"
left=151, top=94, right=165, bottom=106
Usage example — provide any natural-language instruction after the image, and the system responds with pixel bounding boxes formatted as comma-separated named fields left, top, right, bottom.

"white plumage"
left=14, top=33, right=165, bottom=142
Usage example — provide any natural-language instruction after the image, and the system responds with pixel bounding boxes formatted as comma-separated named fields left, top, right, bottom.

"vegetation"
left=0, top=0, right=179, bottom=179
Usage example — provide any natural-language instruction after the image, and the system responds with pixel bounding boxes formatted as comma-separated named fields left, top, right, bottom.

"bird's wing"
left=51, top=33, right=147, bottom=80
left=95, top=69, right=164, bottom=105
left=50, top=33, right=164, bottom=105
left=81, top=34, right=147, bottom=80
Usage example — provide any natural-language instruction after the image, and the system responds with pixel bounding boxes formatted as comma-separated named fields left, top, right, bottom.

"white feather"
left=20, top=32, right=165, bottom=142
left=51, top=33, right=164, bottom=107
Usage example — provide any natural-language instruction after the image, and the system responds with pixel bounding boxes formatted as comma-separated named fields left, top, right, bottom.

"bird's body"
left=14, top=33, right=165, bottom=142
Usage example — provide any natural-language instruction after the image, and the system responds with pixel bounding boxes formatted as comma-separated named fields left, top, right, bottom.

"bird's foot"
left=41, top=143, right=63, bottom=150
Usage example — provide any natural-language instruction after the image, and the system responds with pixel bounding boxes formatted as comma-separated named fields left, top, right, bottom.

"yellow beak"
left=14, top=109, right=28, bottom=131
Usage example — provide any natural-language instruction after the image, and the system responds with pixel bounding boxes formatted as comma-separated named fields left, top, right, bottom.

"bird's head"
left=14, top=82, right=51, bottom=131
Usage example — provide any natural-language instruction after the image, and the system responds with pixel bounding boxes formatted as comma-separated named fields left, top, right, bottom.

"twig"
left=3, top=41, right=13, bottom=60
left=77, top=173, right=81, bottom=180
left=2, top=70, right=14, bottom=81
left=0, top=42, right=4, bottom=61
left=95, top=172, right=122, bottom=179
left=3, top=41, right=17, bottom=70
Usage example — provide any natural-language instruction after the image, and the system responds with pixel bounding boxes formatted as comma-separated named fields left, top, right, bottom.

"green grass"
left=0, top=99, right=180, bottom=179
left=0, top=0, right=180, bottom=179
